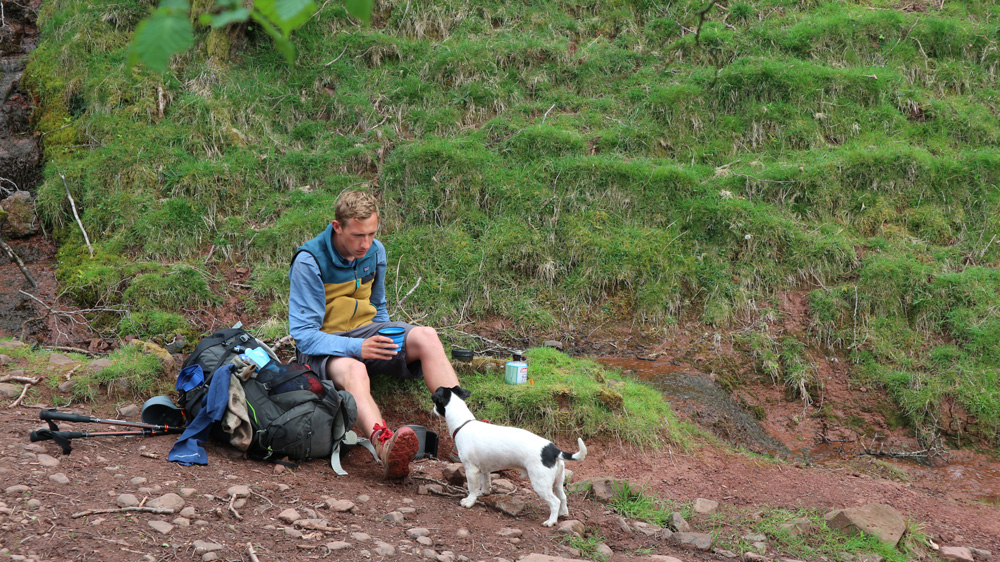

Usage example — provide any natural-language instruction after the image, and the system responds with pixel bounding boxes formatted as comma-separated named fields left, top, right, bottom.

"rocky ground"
left=2, top=337, right=1000, bottom=562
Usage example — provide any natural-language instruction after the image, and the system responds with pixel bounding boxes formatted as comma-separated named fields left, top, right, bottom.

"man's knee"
left=328, top=357, right=370, bottom=387
left=408, top=326, right=441, bottom=350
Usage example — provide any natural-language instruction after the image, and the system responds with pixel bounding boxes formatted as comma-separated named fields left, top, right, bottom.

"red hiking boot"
left=371, top=423, right=418, bottom=480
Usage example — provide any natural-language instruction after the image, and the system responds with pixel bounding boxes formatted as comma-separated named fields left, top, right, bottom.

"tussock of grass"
left=73, top=343, right=170, bottom=403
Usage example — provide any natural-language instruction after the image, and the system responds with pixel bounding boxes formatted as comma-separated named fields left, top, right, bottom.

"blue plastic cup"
left=378, top=327, right=406, bottom=350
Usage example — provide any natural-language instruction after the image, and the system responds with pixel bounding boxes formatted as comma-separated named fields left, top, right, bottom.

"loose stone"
left=48, top=473, right=69, bottom=485
left=147, top=520, right=173, bottom=534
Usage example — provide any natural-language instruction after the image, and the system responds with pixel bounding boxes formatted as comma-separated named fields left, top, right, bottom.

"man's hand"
left=361, top=335, right=399, bottom=360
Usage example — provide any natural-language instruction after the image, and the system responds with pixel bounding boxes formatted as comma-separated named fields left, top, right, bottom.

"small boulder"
left=147, top=493, right=185, bottom=511
left=277, top=508, right=301, bottom=523
left=672, top=532, right=713, bottom=551
left=0, top=191, right=38, bottom=238
left=692, top=498, right=719, bottom=514
left=939, top=546, right=974, bottom=562
left=825, top=504, right=906, bottom=547
left=670, top=512, right=691, bottom=532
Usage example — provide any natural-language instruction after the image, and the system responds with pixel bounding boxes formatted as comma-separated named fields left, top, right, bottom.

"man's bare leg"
left=404, top=326, right=460, bottom=393
left=325, top=356, right=417, bottom=479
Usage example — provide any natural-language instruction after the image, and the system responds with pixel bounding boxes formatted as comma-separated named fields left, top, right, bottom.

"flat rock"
left=0, top=340, right=26, bottom=349
left=278, top=508, right=301, bottom=523
left=147, top=520, right=173, bottom=534
left=939, top=546, right=974, bottom=562
left=227, top=485, right=250, bottom=498
left=480, top=494, right=526, bottom=517
left=325, top=541, right=351, bottom=551
left=36, top=454, right=59, bottom=467
left=47, top=353, right=78, bottom=367
left=0, top=383, right=21, bottom=398
left=670, top=512, right=691, bottom=532
left=325, top=498, right=355, bottom=512
left=406, top=527, right=430, bottom=538
left=825, top=504, right=906, bottom=547
left=117, top=494, right=140, bottom=507
left=192, top=540, right=224, bottom=555
left=672, top=531, right=713, bottom=551
left=519, top=555, right=591, bottom=562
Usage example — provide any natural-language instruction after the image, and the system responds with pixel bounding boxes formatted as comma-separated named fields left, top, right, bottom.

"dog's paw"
left=460, top=496, right=477, bottom=508
left=541, top=519, right=557, bottom=527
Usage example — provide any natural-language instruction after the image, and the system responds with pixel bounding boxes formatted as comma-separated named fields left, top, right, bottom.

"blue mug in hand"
left=378, top=327, right=405, bottom=351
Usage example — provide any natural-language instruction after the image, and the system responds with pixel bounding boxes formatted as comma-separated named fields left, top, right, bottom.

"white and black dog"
left=431, top=386, right=587, bottom=526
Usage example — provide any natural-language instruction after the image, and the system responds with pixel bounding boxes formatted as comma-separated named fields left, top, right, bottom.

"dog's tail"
left=561, top=438, right=587, bottom=462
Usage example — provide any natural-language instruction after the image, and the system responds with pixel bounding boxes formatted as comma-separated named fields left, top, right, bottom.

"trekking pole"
left=29, top=426, right=182, bottom=455
left=39, top=409, right=183, bottom=433
left=31, top=409, right=187, bottom=455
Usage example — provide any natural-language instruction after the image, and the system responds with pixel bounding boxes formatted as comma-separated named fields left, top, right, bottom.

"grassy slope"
left=22, top=0, right=1000, bottom=447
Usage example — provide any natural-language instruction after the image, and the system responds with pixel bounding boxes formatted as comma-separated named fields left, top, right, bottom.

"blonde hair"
left=335, top=190, right=379, bottom=224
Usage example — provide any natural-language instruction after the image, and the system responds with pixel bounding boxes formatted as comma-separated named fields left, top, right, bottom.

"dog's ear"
left=431, top=386, right=448, bottom=405
left=455, top=386, right=472, bottom=400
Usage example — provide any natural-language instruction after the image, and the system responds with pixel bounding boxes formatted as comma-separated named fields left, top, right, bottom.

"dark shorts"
left=297, top=321, right=423, bottom=381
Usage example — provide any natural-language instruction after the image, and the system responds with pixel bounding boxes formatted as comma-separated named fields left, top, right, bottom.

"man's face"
left=331, top=214, right=379, bottom=261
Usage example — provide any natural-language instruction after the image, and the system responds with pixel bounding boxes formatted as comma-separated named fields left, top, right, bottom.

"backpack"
left=177, top=329, right=358, bottom=467
left=178, top=327, right=270, bottom=421
left=242, top=362, right=357, bottom=464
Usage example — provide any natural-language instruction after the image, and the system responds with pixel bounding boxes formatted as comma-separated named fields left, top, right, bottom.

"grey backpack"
left=241, top=362, right=358, bottom=465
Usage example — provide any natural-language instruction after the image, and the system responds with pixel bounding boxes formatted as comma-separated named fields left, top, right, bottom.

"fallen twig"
left=0, top=234, right=38, bottom=290
left=228, top=495, right=243, bottom=520
left=0, top=375, right=40, bottom=384
left=59, top=172, right=93, bottom=258
left=71, top=506, right=175, bottom=518
left=247, top=542, right=261, bottom=562
left=9, top=382, right=31, bottom=408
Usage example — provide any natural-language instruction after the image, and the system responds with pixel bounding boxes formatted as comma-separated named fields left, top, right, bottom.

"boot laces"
left=371, top=422, right=394, bottom=446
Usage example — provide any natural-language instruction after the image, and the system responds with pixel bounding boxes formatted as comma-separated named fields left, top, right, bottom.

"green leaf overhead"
left=127, top=0, right=194, bottom=73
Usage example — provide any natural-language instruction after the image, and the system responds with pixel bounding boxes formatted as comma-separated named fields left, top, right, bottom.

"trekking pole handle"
left=30, top=429, right=88, bottom=442
left=39, top=410, right=95, bottom=423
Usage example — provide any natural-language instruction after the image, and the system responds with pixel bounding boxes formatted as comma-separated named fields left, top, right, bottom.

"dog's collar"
left=451, top=419, right=476, bottom=440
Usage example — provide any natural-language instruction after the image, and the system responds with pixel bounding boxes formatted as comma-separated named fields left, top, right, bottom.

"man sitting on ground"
left=288, top=189, right=460, bottom=479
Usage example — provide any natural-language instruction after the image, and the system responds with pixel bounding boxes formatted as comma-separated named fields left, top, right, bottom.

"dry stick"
left=247, top=543, right=261, bottom=562
left=9, top=381, right=31, bottom=408
left=59, top=173, right=93, bottom=258
left=71, top=506, right=174, bottom=519
left=0, top=234, right=38, bottom=290
left=0, top=375, right=40, bottom=384
left=228, top=495, right=243, bottom=520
